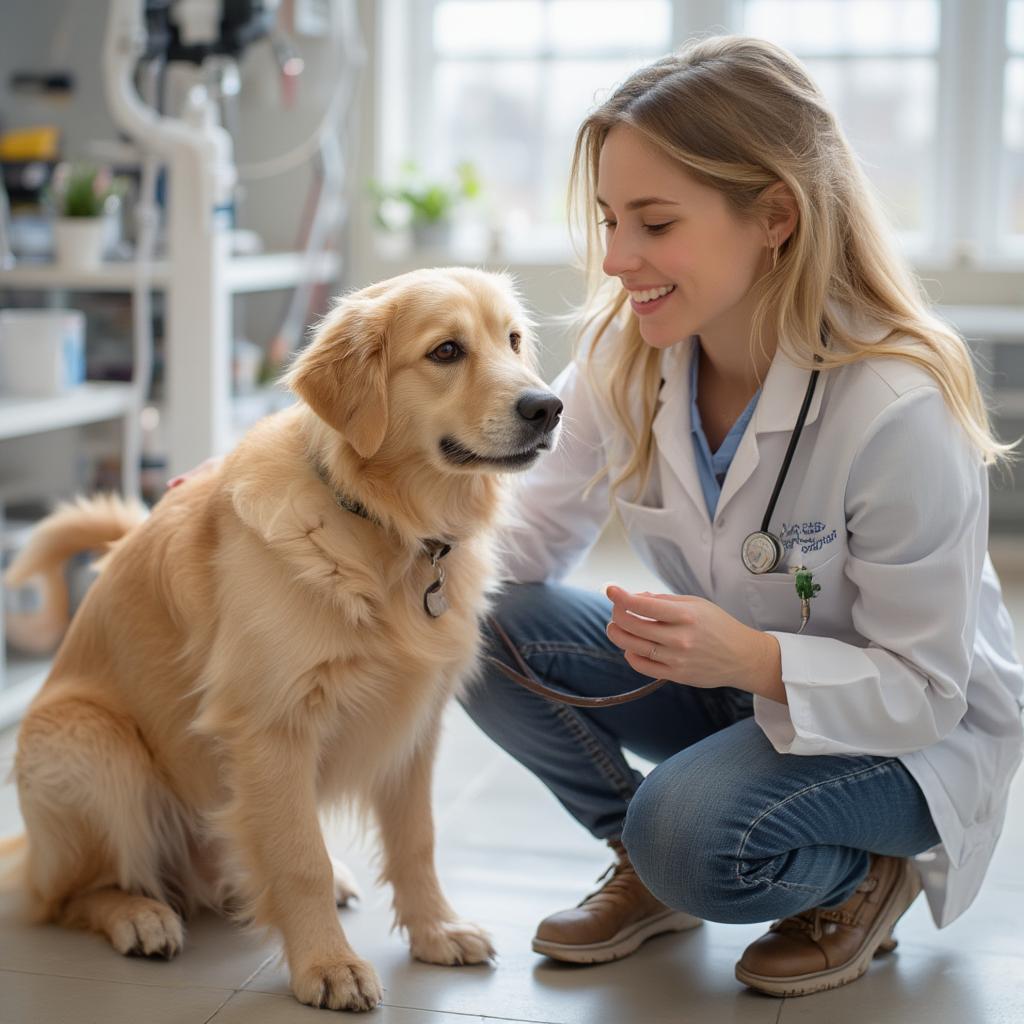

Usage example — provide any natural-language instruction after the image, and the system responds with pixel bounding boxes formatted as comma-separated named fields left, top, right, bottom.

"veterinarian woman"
left=458, top=34, right=1024, bottom=997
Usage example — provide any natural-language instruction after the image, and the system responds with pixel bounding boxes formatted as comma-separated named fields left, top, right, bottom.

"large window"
left=741, top=0, right=940, bottom=251
left=402, top=0, right=672, bottom=253
left=380, top=0, right=1024, bottom=266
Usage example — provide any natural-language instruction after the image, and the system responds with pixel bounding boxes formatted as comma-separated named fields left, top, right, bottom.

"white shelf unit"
left=0, top=382, right=137, bottom=443
left=0, top=385, right=137, bottom=728
left=0, top=250, right=338, bottom=295
left=0, top=384, right=138, bottom=728
left=0, top=249, right=339, bottom=477
left=0, top=250, right=339, bottom=728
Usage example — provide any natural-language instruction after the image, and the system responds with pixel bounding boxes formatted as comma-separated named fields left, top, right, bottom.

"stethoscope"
left=484, top=327, right=832, bottom=706
left=482, top=327, right=832, bottom=708
left=741, top=326, right=828, bottom=575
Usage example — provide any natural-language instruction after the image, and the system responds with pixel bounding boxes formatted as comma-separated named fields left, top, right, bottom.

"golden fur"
left=2, top=267, right=560, bottom=1011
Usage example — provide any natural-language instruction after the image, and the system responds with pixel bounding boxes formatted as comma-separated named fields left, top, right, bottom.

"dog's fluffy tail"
left=4, top=494, right=147, bottom=589
left=3, top=495, right=147, bottom=653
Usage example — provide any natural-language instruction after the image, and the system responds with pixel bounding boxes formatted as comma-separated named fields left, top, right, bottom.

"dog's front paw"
left=409, top=919, right=495, bottom=966
left=290, top=955, right=382, bottom=1012
left=107, top=896, right=184, bottom=959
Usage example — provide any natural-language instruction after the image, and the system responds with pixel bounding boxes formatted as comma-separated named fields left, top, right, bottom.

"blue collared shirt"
left=689, top=342, right=762, bottom=519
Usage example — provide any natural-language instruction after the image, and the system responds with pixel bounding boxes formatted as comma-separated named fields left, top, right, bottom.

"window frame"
left=994, top=0, right=1024, bottom=259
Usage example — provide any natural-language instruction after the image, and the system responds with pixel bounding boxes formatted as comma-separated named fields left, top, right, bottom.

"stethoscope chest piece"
left=741, top=530, right=784, bottom=574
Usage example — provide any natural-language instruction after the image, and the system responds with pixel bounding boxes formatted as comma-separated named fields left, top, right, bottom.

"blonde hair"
left=567, top=34, right=1018, bottom=507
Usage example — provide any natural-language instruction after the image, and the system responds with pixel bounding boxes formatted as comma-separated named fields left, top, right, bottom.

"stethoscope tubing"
left=758, top=353, right=823, bottom=534
left=488, top=325, right=832, bottom=709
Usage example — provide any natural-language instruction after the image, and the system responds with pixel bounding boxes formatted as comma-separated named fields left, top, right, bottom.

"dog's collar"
left=317, top=471, right=379, bottom=526
left=313, top=459, right=455, bottom=618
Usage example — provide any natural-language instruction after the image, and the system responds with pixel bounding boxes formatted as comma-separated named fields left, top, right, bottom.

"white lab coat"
left=500, top=310, right=1024, bottom=928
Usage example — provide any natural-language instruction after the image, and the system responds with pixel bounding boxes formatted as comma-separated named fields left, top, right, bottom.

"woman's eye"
left=509, top=332, right=521, bottom=353
left=599, top=218, right=617, bottom=230
left=429, top=340, right=462, bottom=362
left=644, top=222, right=674, bottom=234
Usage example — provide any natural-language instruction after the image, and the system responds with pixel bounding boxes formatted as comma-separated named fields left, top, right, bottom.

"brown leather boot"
left=531, top=839, right=702, bottom=963
left=735, top=854, right=922, bottom=997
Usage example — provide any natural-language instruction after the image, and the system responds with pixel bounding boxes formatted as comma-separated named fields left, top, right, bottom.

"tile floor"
left=2, top=524, right=1023, bottom=1023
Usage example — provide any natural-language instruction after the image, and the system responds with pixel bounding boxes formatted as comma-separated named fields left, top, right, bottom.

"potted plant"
left=369, top=160, right=481, bottom=249
left=49, top=162, right=123, bottom=269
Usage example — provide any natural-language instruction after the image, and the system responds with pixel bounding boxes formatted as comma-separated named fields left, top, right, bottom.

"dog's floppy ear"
left=285, top=296, right=391, bottom=459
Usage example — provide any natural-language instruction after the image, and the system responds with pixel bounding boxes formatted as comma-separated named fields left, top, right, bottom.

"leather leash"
left=485, top=615, right=669, bottom=708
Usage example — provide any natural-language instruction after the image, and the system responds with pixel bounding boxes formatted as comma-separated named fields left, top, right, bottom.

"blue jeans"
left=458, top=582, right=940, bottom=925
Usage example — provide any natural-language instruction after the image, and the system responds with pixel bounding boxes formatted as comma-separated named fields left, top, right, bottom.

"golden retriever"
left=1, top=266, right=562, bottom=1011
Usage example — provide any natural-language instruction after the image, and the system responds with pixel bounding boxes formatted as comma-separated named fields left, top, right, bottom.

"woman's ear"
left=761, top=181, right=799, bottom=248
left=284, top=296, right=391, bottom=459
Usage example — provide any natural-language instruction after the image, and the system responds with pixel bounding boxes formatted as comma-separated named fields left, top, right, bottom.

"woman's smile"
left=628, top=283, right=676, bottom=315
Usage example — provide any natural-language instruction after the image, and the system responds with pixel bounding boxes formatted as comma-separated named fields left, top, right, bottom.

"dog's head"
left=285, top=267, right=561, bottom=473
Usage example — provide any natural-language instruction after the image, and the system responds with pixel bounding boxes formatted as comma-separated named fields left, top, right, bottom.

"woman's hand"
left=604, top=584, right=785, bottom=702
left=166, top=456, right=224, bottom=489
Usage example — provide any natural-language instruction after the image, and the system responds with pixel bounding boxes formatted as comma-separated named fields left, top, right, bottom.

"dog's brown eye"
left=429, top=340, right=463, bottom=363
left=509, top=332, right=521, bottom=353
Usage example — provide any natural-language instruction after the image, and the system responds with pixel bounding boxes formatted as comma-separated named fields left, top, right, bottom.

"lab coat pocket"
left=614, top=496, right=704, bottom=597
left=743, top=550, right=846, bottom=633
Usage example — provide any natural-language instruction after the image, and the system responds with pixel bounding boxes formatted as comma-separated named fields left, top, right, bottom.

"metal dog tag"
left=424, top=580, right=450, bottom=617
left=422, top=539, right=453, bottom=617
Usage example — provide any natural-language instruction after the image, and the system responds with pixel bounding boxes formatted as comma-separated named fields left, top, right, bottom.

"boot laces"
left=787, top=907, right=830, bottom=942
left=578, top=850, right=638, bottom=907
left=775, top=874, right=878, bottom=942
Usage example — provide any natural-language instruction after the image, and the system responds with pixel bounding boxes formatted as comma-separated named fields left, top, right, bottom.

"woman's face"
left=596, top=123, right=769, bottom=350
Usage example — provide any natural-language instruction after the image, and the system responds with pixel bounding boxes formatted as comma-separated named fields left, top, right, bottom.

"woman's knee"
left=620, top=745, right=767, bottom=923
left=621, top=756, right=716, bottom=910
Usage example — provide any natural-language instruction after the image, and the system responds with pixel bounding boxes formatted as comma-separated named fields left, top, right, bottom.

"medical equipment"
left=741, top=333, right=826, bottom=576
left=483, top=331, right=834, bottom=706
left=740, top=333, right=828, bottom=631
left=486, top=615, right=670, bottom=707
left=740, top=327, right=828, bottom=630
left=99, top=0, right=361, bottom=478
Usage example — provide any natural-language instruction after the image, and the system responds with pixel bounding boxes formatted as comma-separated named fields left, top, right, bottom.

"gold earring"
left=771, top=244, right=779, bottom=271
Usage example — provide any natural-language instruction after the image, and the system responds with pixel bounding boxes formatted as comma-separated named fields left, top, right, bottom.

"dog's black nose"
left=516, top=391, right=563, bottom=434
